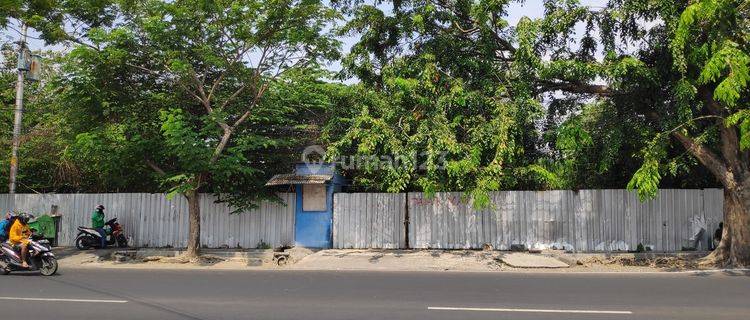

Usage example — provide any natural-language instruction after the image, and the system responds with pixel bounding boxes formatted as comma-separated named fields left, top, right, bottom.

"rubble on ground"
left=285, top=246, right=315, bottom=263
left=578, top=255, right=702, bottom=270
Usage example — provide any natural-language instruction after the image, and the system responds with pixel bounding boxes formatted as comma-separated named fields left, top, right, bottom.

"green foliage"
left=256, top=240, right=271, bottom=250
left=2, top=0, right=738, bottom=203
left=726, top=110, right=750, bottom=150
left=1, top=45, right=144, bottom=193
left=329, top=0, right=557, bottom=200
left=627, top=136, right=667, bottom=201
left=327, top=52, right=527, bottom=199
left=556, top=118, right=593, bottom=152
left=697, top=43, right=750, bottom=107
left=328, top=0, right=728, bottom=200
left=0, top=0, right=340, bottom=207
left=53, top=0, right=340, bottom=210
left=1, top=0, right=118, bottom=44
left=159, top=109, right=212, bottom=173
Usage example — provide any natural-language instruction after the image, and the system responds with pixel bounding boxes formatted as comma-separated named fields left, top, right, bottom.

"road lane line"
left=0, top=297, right=128, bottom=304
left=428, top=306, right=632, bottom=314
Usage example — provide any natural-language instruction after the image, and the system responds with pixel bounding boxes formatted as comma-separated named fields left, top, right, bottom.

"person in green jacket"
left=92, top=205, right=107, bottom=249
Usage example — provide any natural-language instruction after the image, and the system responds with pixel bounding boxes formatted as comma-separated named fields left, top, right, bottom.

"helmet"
left=18, top=213, right=30, bottom=225
left=96, top=205, right=105, bottom=211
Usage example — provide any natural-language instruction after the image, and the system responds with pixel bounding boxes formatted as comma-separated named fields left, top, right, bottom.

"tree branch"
left=126, top=62, right=207, bottom=107
left=672, top=131, right=736, bottom=189
left=231, top=82, right=269, bottom=131
left=209, top=130, right=233, bottom=164
left=428, top=0, right=517, bottom=55
left=538, top=80, right=614, bottom=96
left=145, top=159, right=166, bottom=176
left=206, top=42, right=255, bottom=103
left=218, top=84, right=249, bottom=110
left=700, top=87, right=746, bottom=174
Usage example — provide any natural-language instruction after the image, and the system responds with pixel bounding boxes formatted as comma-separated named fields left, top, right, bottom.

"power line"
left=5, top=25, right=43, bottom=41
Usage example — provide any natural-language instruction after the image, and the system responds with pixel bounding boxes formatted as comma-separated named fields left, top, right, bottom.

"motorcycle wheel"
left=117, top=234, right=128, bottom=248
left=39, top=256, right=58, bottom=276
left=0, top=260, right=9, bottom=275
left=75, top=236, right=93, bottom=250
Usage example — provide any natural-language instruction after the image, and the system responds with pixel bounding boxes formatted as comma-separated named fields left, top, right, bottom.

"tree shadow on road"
left=690, top=269, right=750, bottom=277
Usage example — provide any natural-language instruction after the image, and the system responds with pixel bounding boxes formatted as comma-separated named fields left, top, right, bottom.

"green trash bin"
left=29, top=214, right=57, bottom=245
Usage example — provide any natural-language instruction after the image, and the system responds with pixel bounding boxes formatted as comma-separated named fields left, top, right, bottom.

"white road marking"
left=428, top=306, right=633, bottom=315
left=0, top=297, right=128, bottom=304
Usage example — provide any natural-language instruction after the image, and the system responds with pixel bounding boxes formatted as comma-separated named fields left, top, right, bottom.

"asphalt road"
left=1, top=268, right=748, bottom=320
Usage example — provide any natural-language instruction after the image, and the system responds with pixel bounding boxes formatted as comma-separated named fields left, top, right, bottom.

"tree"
left=58, top=0, right=339, bottom=257
left=327, top=0, right=566, bottom=203
left=328, top=1, right=709, bottom=197
left=503, top=0, right=750, bottom=266
left=332, top=0, right=748, bottom=265
left=1, top=0, right=125, bottom=195
left=0, top=45, right=69, bottom=193
left=627, top=0, right=750, bottom=266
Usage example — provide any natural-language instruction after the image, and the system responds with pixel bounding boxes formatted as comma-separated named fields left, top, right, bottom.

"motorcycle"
left=0, top=233, right=58, bottom=276
left=75, top=218, right=129, bottom=250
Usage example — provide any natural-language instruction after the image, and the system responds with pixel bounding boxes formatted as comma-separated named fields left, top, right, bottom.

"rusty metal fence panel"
left=333, top=193, right=406, bottom=249
left=0, top=193, right=295, bottom=248
left=408, top=189, right=723, bottom=252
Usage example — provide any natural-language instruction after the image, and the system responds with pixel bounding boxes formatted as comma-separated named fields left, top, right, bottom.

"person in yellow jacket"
left=9, top=214, right=31, bottom=268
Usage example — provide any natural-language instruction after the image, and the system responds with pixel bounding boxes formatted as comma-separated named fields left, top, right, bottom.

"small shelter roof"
left=265, top=174, right=333, bottom=186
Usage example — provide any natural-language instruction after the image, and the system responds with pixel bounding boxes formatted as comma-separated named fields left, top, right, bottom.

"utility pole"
left=8, top=24, right=28, bottom=209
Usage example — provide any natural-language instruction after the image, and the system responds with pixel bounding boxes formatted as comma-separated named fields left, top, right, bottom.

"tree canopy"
left=323, top=0, right=724, bottom=203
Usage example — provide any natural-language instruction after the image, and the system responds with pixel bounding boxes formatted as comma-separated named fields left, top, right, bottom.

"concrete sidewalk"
left=55, top=248, right=570, bottom=271
left=291, top=249, right=569, bottom=271
left=54, top=247, right=291, bottom=270
left=54, top=247, right=719, bottom=273
left=500, top=252, right=569, bottom=268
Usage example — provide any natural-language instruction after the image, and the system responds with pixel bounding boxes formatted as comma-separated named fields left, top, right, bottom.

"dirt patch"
left=285, top=247, right=315, bottom=263
left=148, top=255, right=227, bottom=265
left=580, top=255, right=702, bottom=270
left=141, top=256, right=165, bottom=263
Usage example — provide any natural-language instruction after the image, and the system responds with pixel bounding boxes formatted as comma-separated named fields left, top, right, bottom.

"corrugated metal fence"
left=333, top=193, right=406, bottom=249
left=0, top=193, right=295, bottom=248
left=408, top=189, right=723, bottom=252
left=0, top=189, right=724, bottom=252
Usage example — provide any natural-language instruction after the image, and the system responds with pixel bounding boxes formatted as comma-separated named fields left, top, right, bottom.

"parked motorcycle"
left=0, top=233, right=58, bottom=276
left=75, top=218, right=128, bottom=250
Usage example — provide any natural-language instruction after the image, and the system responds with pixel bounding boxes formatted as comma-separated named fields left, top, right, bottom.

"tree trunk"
left=727, top=188, right=750, bottom=267
left=703, top=187, right=750, bottom=267
left=702, top=190, right=733, bottom=266
left=185, top=190, right=201, bottom=258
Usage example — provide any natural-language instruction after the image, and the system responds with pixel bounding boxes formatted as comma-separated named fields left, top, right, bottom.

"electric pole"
left=8, top=24, right=28, bottom=209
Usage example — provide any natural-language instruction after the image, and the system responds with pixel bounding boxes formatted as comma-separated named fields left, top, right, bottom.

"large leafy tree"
left=327, top=0, right=566, bottom=203
left=327, top=1, right=706, bottom=197
left=524, top=0, right=749, bottom=266
left=628, top=0, right=749, bottom=266
left=58, top=0, right=339, bottom=256
left=332, top=0, right=748, bottom=265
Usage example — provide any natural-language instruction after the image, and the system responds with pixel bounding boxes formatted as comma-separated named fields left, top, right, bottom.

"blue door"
left=294, top=184, right=332, bottom=248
